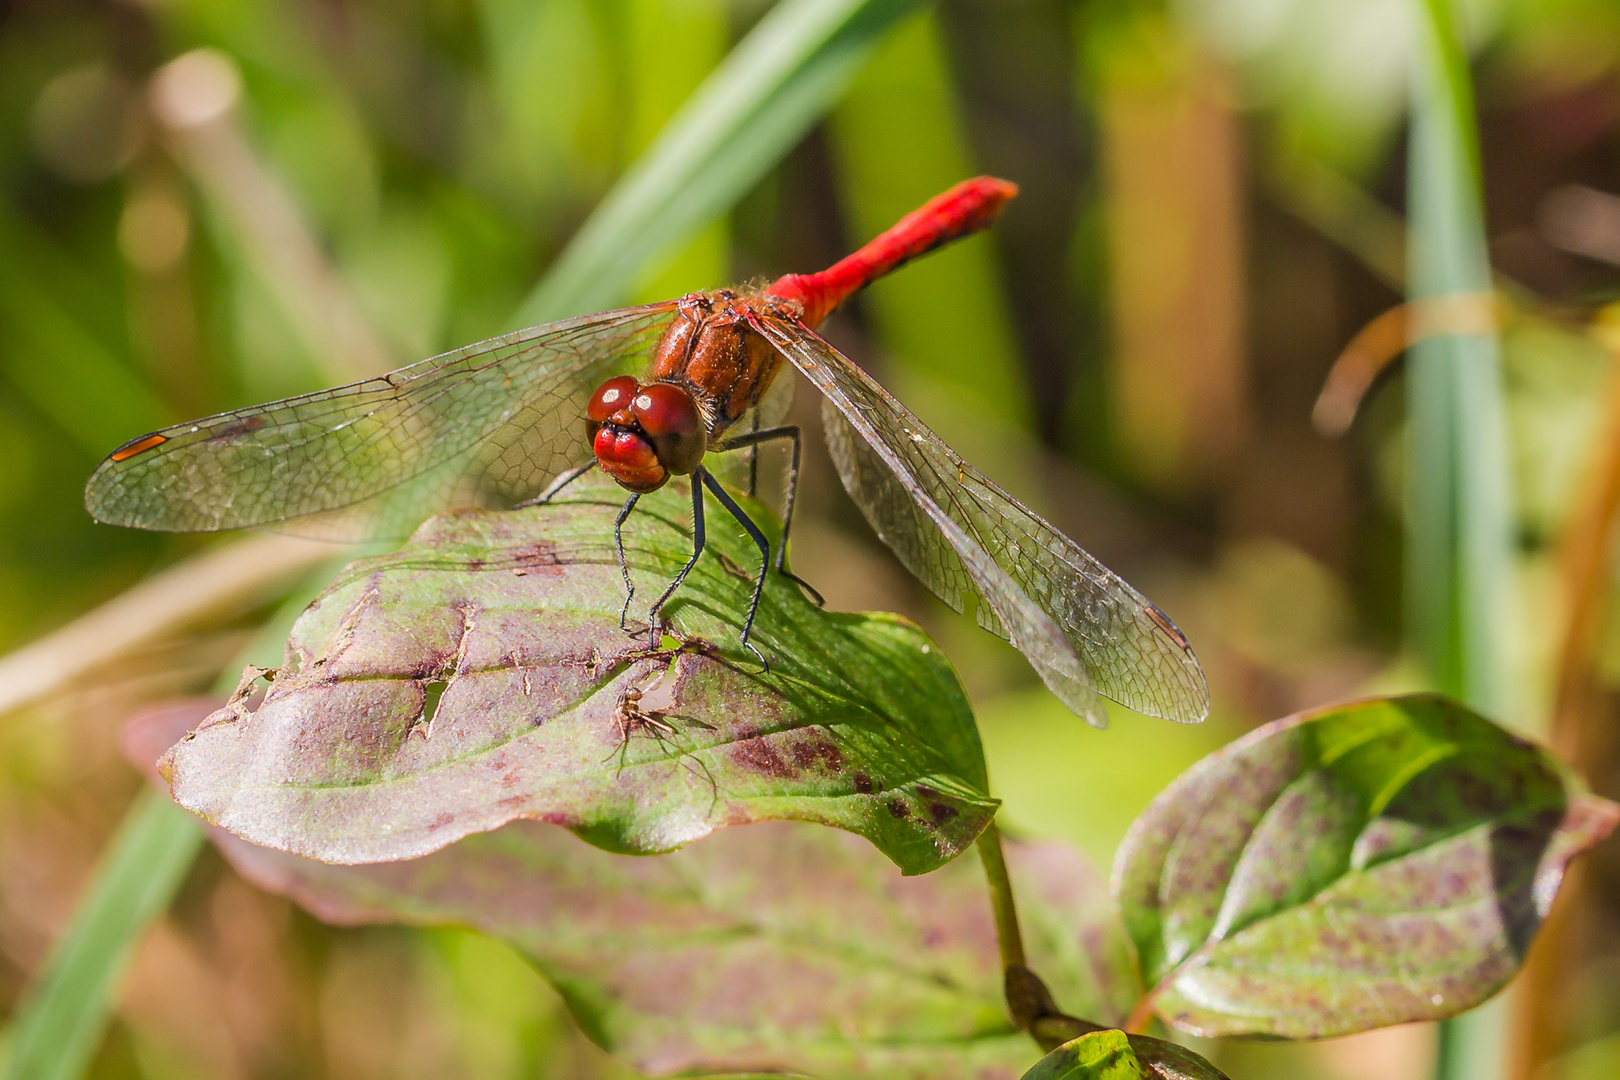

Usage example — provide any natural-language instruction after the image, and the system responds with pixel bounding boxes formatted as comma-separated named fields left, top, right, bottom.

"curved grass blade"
left=1, top=566, right=348, bottom=1080
left=514, top=0, right=930, bottom=324
left=0, top=790, right=201, bottom=1080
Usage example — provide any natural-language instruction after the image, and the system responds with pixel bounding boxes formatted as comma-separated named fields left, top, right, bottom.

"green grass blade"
left=1405, top=2, right=1515, bottom=1078
left=2, top=789, right=203, bottom=1080
left=512, top=0, right=930, bottom=326
left=1, top=562, right=348, bottom=1080
left=1406, top=0, right=1512, bottom=716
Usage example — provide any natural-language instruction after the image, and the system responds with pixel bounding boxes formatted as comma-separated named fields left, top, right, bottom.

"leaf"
left=512, top=0, right=929, bottom=324
left=131, top=698, right=1138, bottom=1079
left=224, top=823, right=1118, bottom=1078
left=1113, top=693, right=1620, bottom=1039
left=159, top=477, right=997, bottom=875
left=1021, top=1030, right=1229, bottom=1080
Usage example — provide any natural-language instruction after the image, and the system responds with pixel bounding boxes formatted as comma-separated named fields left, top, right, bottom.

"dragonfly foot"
left=742, top=638, right=769, bottom=676
left=779, top=568, right=825, bottom=608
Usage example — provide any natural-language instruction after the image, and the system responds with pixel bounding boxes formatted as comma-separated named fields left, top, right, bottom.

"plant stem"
left=976, top=822, right=1102, bottom=1051
left=977, top=820, right=1027, bottom=972
left=1506, top=308, right=1620, bottom=1078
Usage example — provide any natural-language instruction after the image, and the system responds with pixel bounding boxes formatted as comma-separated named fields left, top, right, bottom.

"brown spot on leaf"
left=887, top=799, right=910, bottom=819
left=509, top=541, right=563, bottom=577
left=853, top=772, right=874, bottom=794
left=816, top=741, right=845, bottom=772
left=732, top=737, right=792, bottom=779
left=466, top=557, right=485, bottom=572
left=929, top=803, right=959, bottom=826
left=428, top=812, right=455, bottom=831
left=788, top=731, right=845, bottom=773
left=408, top=658, right=445, bottom=680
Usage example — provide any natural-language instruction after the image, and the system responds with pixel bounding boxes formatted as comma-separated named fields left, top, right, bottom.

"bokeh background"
left=2, top=0, right=1619, bottom=1077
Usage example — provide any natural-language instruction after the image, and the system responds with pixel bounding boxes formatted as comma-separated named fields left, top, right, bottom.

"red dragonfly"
left=86, top=178, right=1208, bottom=726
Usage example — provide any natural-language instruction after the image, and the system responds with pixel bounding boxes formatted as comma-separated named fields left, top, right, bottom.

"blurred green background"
left=2, top=0, right=1620, bottom=1077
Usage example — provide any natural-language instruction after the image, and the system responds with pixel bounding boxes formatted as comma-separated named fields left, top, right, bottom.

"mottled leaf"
left=223, top=821, right=1136, bottom=1079
left=1113, top=693, right=1620, bottom=1038
left=158, top=476, right=995, bottom=875
left=223, top=821, right=1063, bottom=1077
left=1021, top=1030, right=1229, bottom=1080
left=136, top=695, right=1137, bottom=1078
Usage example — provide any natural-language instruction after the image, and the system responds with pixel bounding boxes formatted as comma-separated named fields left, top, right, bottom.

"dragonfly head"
left=586, top=376, right=708, bottom=493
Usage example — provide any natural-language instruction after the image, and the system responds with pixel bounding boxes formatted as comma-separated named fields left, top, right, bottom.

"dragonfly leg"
left=713, top=425, right=825, bottom=607
left=614, top=493, right=641, bottom=633
left=747, top=410, right=760, bottom=496
left=699, top=468, right=770, bottom=672
left=643, top=472, right=708, bottom=648
left=515, top=461, right=598, bottom=508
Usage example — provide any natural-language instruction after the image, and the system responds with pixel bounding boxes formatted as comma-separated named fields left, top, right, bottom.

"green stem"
left=977, top=821, right=1027, bottom=972
left=977, top=823, right=1100, bottom=1051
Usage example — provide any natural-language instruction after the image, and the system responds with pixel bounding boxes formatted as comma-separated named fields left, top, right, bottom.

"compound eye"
left=632, top=382, right=707, bottom=475
left=587, top=375, right=641, bottom=423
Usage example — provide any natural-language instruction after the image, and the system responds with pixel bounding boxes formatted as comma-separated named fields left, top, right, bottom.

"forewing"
left=754, top=317, right=1209, bottom=726
left=85, top=305, right=677, bottom=540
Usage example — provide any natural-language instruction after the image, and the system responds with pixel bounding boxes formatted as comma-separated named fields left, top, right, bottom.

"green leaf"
left=1113, top=693, right=1619, bottom=1039
left=160, top=477, right=997, bottom=875
left=1, top=787, right=203, bottom=1080
left=1021, top=1029, right=1229, bottom=1080
left=201, top=812, right=1121, bottom=1079
left=134, top=700, right=1135, bottom=1077
left=512, top=0, right=930, bottom=325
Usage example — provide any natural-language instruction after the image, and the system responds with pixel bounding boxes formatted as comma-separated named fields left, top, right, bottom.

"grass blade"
left=1405, top=2, right=1515, bottom=1078
left=512, top=0, right=930, bottom=325
left=2, top=790, right=203, bottom=1080
left=0, top=561, right=349, bottom=1080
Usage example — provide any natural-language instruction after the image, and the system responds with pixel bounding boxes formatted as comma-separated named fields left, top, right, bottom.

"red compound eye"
left=632, top=382, right=707, bottom=475
left=587, top=374, right=641, bottom=424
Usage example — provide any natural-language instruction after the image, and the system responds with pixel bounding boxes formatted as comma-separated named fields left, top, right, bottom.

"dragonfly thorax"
left=645, top=290, right=790, bottom=435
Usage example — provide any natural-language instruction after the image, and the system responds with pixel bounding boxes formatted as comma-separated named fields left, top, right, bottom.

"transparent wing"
left=85, top=304, right=678, bottom=541
left=753, top=315, right=1209, bottom=726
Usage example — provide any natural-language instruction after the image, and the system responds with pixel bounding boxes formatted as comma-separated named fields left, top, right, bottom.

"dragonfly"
left=85, top=177, right=1208, bottom=727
